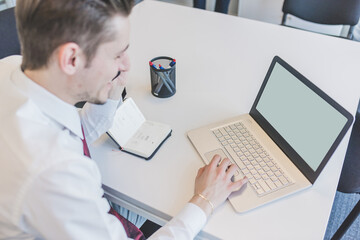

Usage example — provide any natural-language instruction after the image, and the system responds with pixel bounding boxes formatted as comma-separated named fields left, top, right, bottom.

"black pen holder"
left=150, top=56, right=176, bottom=98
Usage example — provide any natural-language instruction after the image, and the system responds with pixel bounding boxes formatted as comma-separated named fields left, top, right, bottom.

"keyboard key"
left=237, top=143, right=244, bottom=148
left=274, top=171, right=282, bottom=177
left=266, top=179, right=277, bottom=190
left=249, top=178, right=257, bottom=184
left=274, top=180, right=283, bottom=188
left=214, top=132, right=222, bottom=138
left=256, top=188, right=264, bottom=195
left=243, top=160, right=250, bottom=165
left=219, top=128, right=228, bottom=136
left=258, top=180, right=271, bottom=192
left=279, top=176, right=289, bottom=185
left=238, top=161, right=246, bottom=170
left=270, top=175, right=278, bottom=181
left=253, top=183, right=261, bottom=190
left=254, top=174, right=261, bottom=180
left=237, top=152, right=244, bottom=157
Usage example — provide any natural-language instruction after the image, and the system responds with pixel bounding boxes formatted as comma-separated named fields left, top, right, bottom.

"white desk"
left=91, top=1, right=360, bottom=239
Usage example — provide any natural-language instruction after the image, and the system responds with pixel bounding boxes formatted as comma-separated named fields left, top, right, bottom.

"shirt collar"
left=10, top=67, right=83, bottom=139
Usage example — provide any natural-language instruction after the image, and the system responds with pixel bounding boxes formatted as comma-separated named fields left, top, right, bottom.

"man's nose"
left=118, top=52, right=130, bottom=72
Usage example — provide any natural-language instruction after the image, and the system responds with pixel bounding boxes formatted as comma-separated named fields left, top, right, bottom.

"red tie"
left=81, top=126, right=91, bottom=158
left=81, top=125, right=145, bottom=239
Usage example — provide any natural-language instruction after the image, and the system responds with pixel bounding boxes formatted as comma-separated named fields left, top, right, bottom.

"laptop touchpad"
left=204, top=149, right=229, bottom=164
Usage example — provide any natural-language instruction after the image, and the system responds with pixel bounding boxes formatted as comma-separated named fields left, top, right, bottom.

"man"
left=0, top=0, right=247, bottom=239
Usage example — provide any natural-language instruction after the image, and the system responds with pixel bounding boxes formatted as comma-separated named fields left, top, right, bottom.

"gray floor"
left=324, top=191, right=360, bottom=239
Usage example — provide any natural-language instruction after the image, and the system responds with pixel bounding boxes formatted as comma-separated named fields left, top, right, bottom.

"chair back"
left=282, top=0, right=360, bottom=26
left=337, top=100, right=360, bottom=194
left=0, top=7, right=21, bottom=59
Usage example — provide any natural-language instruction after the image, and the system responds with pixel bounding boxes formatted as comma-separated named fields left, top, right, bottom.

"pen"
left=169, top=59, right=176, bottom=67
left=149, top=61, right=157, bottom=69
left=159, top=64, right=175, bottom=90
left=154, top=78, right=164, bottom=95
left=157, top=72, right=174, bottom=94
left=112, top=71, right=121, bottom=81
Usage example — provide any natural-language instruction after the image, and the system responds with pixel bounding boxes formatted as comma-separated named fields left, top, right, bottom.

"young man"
left=0, top=0, right=247, bottom=239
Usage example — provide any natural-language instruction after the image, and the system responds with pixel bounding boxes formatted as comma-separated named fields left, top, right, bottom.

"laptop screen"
left=250, top=56, right=353, bottom=183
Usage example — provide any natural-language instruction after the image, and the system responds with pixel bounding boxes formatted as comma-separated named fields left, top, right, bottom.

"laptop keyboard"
left=212, top=122, right=292, bottom=196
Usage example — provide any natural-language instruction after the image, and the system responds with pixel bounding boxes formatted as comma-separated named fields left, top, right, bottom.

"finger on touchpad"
left=204, top=149, right=228, bottom=163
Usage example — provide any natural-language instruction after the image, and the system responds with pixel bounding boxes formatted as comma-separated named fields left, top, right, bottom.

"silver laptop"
left=187, top=56, right=353, bottom=213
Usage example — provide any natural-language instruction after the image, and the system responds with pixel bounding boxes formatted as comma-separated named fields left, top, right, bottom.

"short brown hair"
left=15, top=0, right=134, bottom=70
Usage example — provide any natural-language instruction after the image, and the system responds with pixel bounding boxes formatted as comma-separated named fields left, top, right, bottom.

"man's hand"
left=190, top=154, right=248, bottom=217
left=108, top=71, right=127, bottom=100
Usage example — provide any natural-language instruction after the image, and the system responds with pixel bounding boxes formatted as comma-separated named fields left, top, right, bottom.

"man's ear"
left=57, top=43, right=83, bottom=75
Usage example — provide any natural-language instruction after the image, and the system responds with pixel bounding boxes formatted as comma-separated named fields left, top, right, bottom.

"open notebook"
left=108, top=98, right=172, bottom=160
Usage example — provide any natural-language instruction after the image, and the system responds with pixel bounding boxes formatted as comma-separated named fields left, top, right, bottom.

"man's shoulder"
left=0, top=55, right=27, bottom=115
left=0, top=55, right=22, bottom=75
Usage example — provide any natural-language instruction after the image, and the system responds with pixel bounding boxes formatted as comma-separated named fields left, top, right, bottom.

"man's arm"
left=80, top=71, right=127, bottom=143
left=21, top=157, right=130, bottom=240
left=149, top=155, right=248, bottom=239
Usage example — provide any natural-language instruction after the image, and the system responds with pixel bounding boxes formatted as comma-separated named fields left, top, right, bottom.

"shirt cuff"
left=177, top=202, right=207, bottom=236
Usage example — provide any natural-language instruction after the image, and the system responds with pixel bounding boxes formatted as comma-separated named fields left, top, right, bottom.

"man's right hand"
left=190, top=154, right=248, bottom=217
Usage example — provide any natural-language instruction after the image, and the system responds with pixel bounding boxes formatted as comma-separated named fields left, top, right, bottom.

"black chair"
left=331, top=100, right=360, bottom=240
left=0, top=7, right=21, bottom=58
left=281, top=0, right=360, bottom=39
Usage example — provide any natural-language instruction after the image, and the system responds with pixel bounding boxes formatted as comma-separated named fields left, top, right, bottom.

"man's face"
left=76, top=15, right=130, bottom=104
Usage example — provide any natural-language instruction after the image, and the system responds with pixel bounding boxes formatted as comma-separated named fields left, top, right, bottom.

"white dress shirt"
left=0, top=56, right=206, bottom=240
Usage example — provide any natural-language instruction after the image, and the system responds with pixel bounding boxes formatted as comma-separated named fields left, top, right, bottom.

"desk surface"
left=91, top=1, right=360, bottom=239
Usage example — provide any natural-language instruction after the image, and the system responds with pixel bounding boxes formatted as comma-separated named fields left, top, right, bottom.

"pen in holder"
left=149, top=56, right=176, bottom=98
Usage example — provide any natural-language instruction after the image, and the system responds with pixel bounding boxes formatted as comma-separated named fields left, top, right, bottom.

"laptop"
left=187, top=56, right=353, bottom=213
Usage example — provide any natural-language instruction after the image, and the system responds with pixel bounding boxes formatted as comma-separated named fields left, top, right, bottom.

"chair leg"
left=281, top=13, right=287, bottom=25
left=347, top=25, right=355, bottom=40
left=331, top=199, right=360, bottom=240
